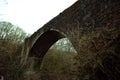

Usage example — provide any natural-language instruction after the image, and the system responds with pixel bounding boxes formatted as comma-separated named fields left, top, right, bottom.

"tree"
left=0, top=21, right=29, bottom=44
left=0, top=21, right=28, bottom=80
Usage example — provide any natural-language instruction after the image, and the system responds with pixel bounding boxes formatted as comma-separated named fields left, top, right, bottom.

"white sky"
left=0, top=0, right=77, bottom=34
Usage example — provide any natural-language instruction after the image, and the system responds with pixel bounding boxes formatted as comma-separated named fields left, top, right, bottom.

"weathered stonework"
left=20, top=0, right=120, bottom=74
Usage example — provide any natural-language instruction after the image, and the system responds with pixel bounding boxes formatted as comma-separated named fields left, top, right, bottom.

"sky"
left=0, top=0, right=77, bottom=34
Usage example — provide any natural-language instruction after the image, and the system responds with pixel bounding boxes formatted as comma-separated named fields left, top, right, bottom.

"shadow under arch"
left=28, top=30, right=66, bottom=71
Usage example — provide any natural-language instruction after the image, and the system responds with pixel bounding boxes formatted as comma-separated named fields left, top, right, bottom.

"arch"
left=28, top=30, right=66, bottom=71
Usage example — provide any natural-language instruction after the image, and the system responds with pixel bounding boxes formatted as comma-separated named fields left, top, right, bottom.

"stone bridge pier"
left=20, top=0, right=120, bottom=72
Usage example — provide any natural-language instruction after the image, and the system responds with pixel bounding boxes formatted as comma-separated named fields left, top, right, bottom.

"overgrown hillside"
left=0, top=21, right=28, bottom=80
left=0, top=21, right=120, bottom=80
left=0, top=21, right=77, bottom=80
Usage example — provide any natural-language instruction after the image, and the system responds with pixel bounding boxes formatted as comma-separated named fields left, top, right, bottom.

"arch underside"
left=29, top=30, right=65, bottom=70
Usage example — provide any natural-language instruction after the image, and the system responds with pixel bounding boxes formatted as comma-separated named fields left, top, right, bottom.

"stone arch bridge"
left=20, top=0, right=120, bottom=71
